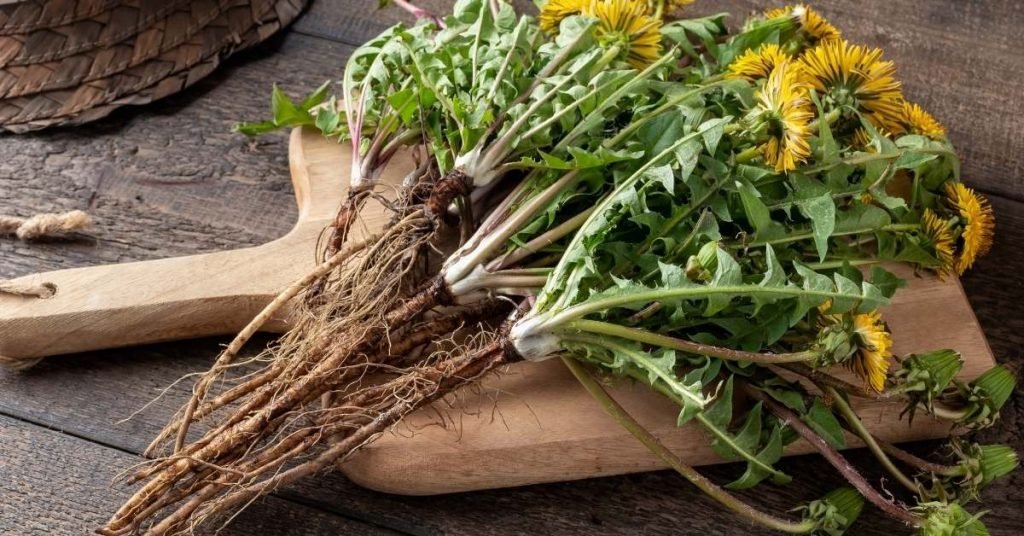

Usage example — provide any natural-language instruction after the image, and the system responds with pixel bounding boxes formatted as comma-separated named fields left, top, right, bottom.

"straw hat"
left=0, top=0, right=307, bottom=132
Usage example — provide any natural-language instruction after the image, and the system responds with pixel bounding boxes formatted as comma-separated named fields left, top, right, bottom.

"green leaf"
left=698, top=376, right=792, bottom=488
left=727, top=424, right=788, bottom=489
left=233, top=120, right=280, bottom=137
left=271, top=85, right=311, bottom=125
left=299, top=80, right=332, bottom=109
left=737, top=179, right=772, bottom=234
left=705, top=248, right=742, bottom=316
left=796, top=193, right=836, bottom=262
left=803, top=398, right=846, bottom=449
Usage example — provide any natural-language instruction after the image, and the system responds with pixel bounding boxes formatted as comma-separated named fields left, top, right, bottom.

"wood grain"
left=0, top=2, right=1021, bottom=535
left=0, top=413, right=400, bottom=535
left=0, top=34, right=353, bottom=285
left=0, top=127, right=411, bottom=361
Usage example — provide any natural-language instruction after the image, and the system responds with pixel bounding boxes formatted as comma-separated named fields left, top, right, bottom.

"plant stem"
left=777, top=362, right=886, bottom=400
left=547, top=284, right=884, bottom=329
left=805, top=258, right=880, bottom=271
left=562, top=357, right=817, bottom=534
left=577, top=335, right=709, bottom=409
left=493, top=208, right=595, bottom=270
left=444, top=170, right=580, bottom=285
left=604, top=78, right=729, bottom=149
left=750, top=387, right=922, bottom=528
left=391, top=0, right=445, bottom=27
left=878, top=441, right=964, bottom=477
left=930, top=404, right=969, bottom=422
left=824, top=386, right=923, bottom=494
left=731, top=223, right=920, bottom=250
left=555, top=50, right=682, bottom=153
left=565, top=336, right=794, bottom=483
left=564, top=320, right=817, bottom=364
left=735, top=145, right=761, bottom=163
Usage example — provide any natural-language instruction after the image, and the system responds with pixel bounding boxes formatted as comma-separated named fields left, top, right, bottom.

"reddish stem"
left=748, top=387, right=922, bottom=528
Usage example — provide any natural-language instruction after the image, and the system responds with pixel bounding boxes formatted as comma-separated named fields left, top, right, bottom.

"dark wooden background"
left=1, top=1, right=1021, bottom=534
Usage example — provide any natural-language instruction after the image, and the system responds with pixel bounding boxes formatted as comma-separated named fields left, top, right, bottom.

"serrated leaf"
left=804, top=398, right=846, bottom=449
left=705, top=249, right=742, bottom=316
left=727, top=424, right=790, bottom=489
left=796, top=193, right=836, bottom=262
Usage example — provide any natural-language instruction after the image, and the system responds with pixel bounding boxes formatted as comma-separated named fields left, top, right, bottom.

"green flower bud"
left=914, top=502, right=989, bottom=536
left=972, top=444, right=1018, bottom=487
left=685, top=241, right=719, bottom=282
left=947, top=366, right=1016, bottom=429
left=894, top=350, right=964, bottom=422
left=802, top=487, right=864, bottom=536
left=933, top=442, right=1021, bottom=501
left=811, top=317, right=857, bottom=369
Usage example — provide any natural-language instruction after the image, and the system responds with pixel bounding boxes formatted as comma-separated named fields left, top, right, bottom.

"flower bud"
left=802, top=487, right=864, bottom=536
left=685, top=241, right=719, bottom=282
left=913, top=502, right=988, bottom=536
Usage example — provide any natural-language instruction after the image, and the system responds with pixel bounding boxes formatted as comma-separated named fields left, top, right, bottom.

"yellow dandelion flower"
left=850, top=311, right=893, bottom=392
left=798, top=39, right=905, bottom=133
left=851, top=127, right=874, bottom=150
left=728, top=43, right=789, bottom=81
left=539, top=0, right=589, bottom=34
left=755, top=61, right=814, bottom=172
left=921, top=208, right=956, bottom=278
left=902, top=101, right=946, bottom=140
left=946, top=182, right=995, bottom=274
left=588, top=0, right=663, bottom=69
left=764, top=4, right=842, bottom=43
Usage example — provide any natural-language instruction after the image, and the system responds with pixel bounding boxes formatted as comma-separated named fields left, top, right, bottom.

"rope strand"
left=0, top=210, right=91, bottom=240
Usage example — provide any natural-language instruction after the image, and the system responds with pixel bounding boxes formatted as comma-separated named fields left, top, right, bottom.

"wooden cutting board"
left=0, top=128, right=996, bottom=495
left=331, top=138, right=997, bottom=495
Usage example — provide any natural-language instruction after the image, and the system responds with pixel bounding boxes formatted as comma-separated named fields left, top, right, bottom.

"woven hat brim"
left=0, top=0, right=306, bottom=132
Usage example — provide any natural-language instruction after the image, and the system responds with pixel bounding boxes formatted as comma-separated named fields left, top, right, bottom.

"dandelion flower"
left=902, top=101, right=946, bottom=140
left=589, top=0, right=663, bottom=69
left=539, top=0, right=589, bottom=34
left=728, top=43, right=789, bottom=81
left=921, top=208, right=956, bottom=278
left=946, top=182, right=995, bottom=274
left=764, top=4, right=842, bottom=43
left=798, top=39, right=905, bottom=133
left=850, top=311, right=893, bottom=392
left=754, top=61, right=814, bottom=172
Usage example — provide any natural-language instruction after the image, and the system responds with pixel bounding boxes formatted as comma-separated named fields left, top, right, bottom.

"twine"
left=0, top=210, right=91, bottom=240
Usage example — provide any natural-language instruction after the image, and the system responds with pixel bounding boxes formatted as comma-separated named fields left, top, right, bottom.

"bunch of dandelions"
left=505, top=3, right=1015, bottom=535
left=128, top=2, right=1015, bottom=536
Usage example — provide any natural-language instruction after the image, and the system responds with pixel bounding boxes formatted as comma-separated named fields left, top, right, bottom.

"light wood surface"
left=343, top=264, right=995, bottom=494
left=0, top=127, right=410, bottom=361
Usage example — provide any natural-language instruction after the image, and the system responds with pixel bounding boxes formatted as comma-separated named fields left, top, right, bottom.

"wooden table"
left=1, top=1, right=1021, bottom=534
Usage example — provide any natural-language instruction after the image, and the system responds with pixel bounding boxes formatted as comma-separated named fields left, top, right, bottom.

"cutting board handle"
left=0, top=128, right=346, bottom=365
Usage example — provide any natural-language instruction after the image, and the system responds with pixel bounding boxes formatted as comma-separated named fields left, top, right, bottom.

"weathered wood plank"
left=0, top=413, right=400, bottom=535
left=294, top=0, right=1024, bottom=202
left=0, top=33, right=354, bottom=280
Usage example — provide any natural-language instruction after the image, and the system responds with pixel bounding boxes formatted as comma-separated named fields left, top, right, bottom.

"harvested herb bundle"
left=102, top=2, right=1015, bottom=535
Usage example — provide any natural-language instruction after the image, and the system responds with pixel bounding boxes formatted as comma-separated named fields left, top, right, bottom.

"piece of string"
left=0, top=210, right=91, bottom=240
